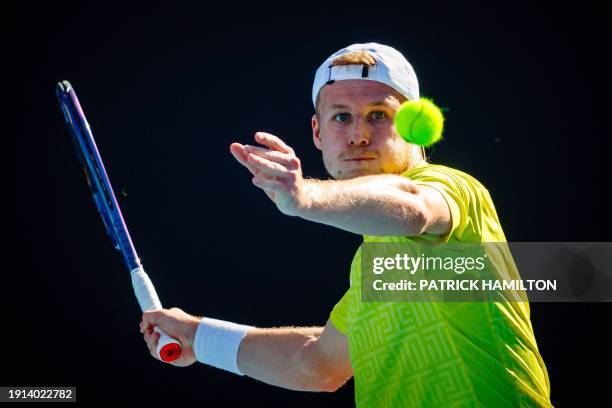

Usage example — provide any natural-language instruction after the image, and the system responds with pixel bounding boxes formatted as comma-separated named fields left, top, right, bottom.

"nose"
left=348, top=119, right=370, bottom=146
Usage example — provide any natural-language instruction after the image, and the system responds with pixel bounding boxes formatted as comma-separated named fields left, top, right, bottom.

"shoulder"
left=402, top=162, right=503, bottom=242
left=403, top=162, right=491, bottom=197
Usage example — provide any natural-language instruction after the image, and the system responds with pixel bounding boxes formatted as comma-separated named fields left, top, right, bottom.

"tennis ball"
left=394, top=98, right=444, bottom=147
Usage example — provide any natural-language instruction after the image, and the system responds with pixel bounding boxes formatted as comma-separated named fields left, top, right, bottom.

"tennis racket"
left=56, top=80, right=181, bottom=363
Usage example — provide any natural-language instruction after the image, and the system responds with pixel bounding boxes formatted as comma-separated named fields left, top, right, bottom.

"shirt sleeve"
left=329, top=288, right=350, bottom=334
left=417, top=181, right=463, bottom=243
left=410, top=168, right=471, bottom=243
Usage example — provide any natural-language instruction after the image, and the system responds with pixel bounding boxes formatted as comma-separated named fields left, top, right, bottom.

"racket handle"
left=154, top=327, right=182, bottom=363
left=131, top=267, right=182, bottom=363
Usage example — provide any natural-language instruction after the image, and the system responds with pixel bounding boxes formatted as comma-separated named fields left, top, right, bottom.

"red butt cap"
left=159, top=343, right=181, bottom=362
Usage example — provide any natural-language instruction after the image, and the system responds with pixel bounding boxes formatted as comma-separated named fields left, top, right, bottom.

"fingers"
left=244, top=145, right=299, bottom=170
left=231, top=133, right=301, bottom=203
left=255, top=132, right=294, bottom=155
left=247, top=153, right=292, bottom=178
left=141, top=310, right=163, bottom=333
left=232, top=145, right=298, bottom=184
left=230, top=142, right=285, bottom=200
left=230, top=133, right=299, bottom=175
left=229, top=142, right=250, bottom=165
left=230, top=143, right=271, bottom=179
left=143, top=327, right=160, bottom=359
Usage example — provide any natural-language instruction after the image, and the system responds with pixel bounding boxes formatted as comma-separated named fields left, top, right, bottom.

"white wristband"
left=193, top=317, right=254, bottom=375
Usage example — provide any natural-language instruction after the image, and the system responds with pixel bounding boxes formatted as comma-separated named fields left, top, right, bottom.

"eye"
left=371, top=111, right=387, bottom=120
left=333, top=113, right=351, bottom=123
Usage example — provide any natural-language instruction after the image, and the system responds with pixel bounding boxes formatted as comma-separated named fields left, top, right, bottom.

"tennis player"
left=141, top=43, right=553, bottom=407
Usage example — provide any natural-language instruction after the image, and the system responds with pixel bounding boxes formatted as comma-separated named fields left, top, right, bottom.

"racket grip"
left=154, top=327, right=182, bottom=363
left=131, top=267, right=182, bottom=363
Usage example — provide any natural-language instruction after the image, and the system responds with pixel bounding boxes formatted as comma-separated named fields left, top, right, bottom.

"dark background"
left=7, top=1, right=611, bottom=406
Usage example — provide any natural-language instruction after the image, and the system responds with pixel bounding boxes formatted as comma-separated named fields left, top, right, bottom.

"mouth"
left=343, top=157, right=376, bottom=162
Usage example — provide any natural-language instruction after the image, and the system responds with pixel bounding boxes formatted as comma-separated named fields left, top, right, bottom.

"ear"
left=312, top=114, right=323, bottom=151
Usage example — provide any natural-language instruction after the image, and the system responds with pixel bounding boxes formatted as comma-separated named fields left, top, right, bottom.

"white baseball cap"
left=312, top=42, right=420, bottom=108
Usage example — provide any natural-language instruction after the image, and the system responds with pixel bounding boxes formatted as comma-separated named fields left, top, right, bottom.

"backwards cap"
left=312, top=42, right=420, bottom=108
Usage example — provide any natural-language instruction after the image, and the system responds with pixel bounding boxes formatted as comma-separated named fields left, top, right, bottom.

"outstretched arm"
left=141, top=308, right=353, bottom=392
left=229, top=132, right=451, bottom=237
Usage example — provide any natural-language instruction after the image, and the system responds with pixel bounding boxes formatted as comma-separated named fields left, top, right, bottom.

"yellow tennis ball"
left=394, top=98, right=445, bottom=147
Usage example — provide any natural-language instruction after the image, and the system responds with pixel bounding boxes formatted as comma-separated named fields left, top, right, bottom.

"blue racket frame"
left=56, top=81, right=141, bottom=272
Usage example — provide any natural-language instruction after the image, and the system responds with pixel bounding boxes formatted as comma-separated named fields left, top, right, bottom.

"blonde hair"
left=315, top=51, right=378, bottom=114
left=331, top=50, right=376, bottom=67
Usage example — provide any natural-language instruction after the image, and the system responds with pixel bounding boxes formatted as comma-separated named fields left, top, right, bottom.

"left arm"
left=300, top=175, right=448, bottom=236
left=230, top=132, right=451, bottom=237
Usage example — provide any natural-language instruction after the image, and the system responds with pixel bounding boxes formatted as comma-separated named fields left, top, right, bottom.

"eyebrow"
left=329, top=101, right=392, bottom=110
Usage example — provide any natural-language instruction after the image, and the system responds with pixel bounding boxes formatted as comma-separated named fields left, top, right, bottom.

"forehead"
left=318, top=79, right=405, bottom=110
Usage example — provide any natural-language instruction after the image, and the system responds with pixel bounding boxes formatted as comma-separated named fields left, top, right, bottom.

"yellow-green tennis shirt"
left=329, top=162, right=553, bottom=407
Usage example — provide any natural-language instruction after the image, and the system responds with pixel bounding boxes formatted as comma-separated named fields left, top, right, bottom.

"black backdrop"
left=7, top=2, right=611, bottom=406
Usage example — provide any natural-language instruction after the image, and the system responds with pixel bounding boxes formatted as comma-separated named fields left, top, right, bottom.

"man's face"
left=312, top=80, right=419, bottom=180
